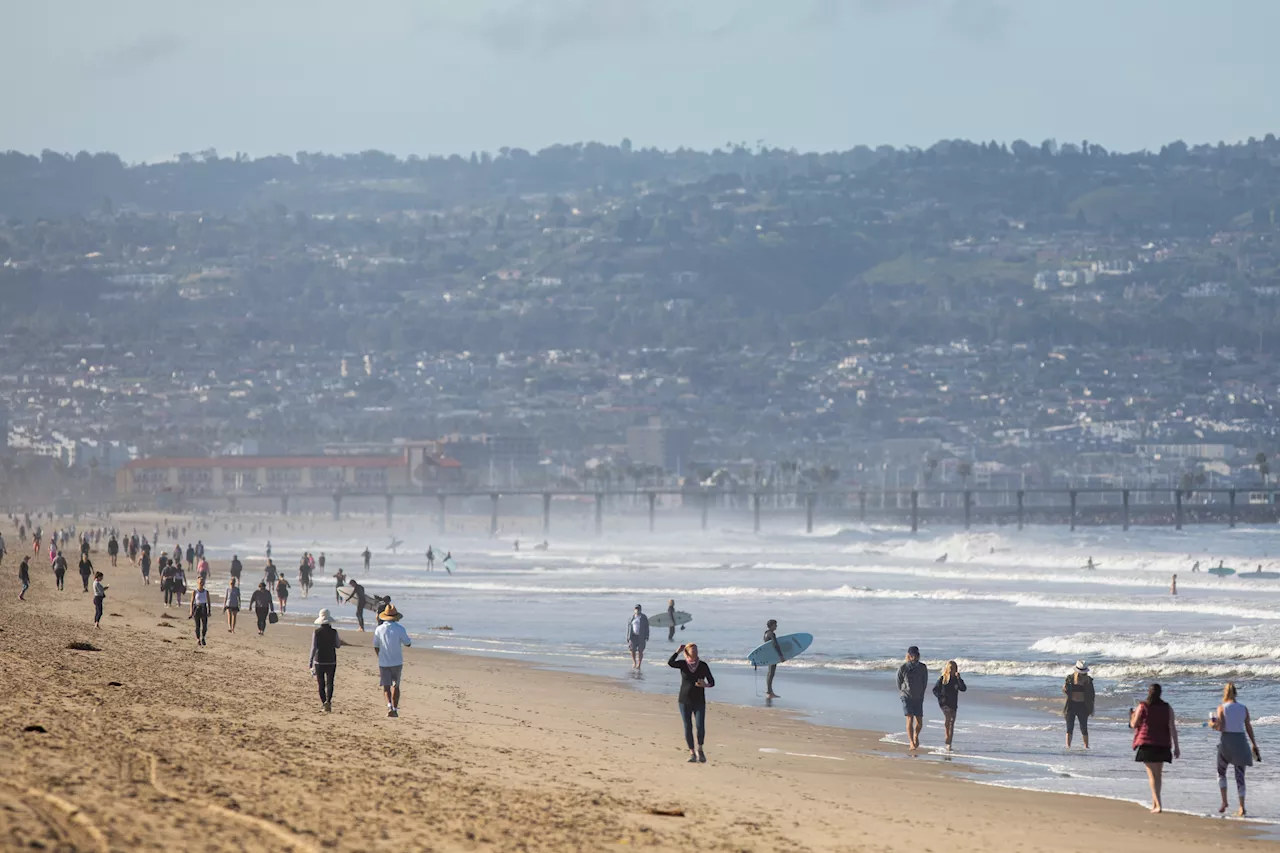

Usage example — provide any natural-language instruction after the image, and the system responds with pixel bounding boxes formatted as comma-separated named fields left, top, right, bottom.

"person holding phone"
left=1210, top=682, right=1261, bottom=816
left=668, top=643, right=715, bottom=763
left=1130, top=683, right=1180, bottom=814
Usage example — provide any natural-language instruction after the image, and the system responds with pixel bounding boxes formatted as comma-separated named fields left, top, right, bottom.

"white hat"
left=1074, top=660, right=1089, bottom=673
left=314, top=609, right=335, bottom=626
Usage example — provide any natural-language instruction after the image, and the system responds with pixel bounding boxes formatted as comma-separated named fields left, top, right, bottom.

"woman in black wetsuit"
left=668, top=643, right=715, bottom=763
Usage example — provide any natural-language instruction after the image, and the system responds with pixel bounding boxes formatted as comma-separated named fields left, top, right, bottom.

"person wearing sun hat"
left=1063, top=660, right=1095, bottom=749
left=372, top=603, right=412, bottom=718
left=309, top=608, right=345, bottom=712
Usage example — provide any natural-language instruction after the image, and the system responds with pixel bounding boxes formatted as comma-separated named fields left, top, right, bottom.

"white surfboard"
left=649, top=610, right=692, bottom=628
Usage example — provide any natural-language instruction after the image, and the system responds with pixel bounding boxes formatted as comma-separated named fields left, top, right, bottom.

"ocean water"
left=207, top=515, right=1280, bottom=824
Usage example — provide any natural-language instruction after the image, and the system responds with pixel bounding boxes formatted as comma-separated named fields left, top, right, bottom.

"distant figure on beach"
left=345, top=579, right=370, bottom=631
left=667, top=599, right=678, bottom=642
left=92, top=571, right=107, bottom=628
left=249, top=582, right=273, bottom=635
left=896, top=646, right=928, bottom=750
left=1210, top=682, right=1261, bottom=817
left=298, top=557, right=313, bottom=598
left=362, top=547, right=372, bottom=573
left=670, top=643, right=715, bottom=763
left=276, top=574, right=291, bottom=613
left=1171, top=574, right=1177, bottom=595
left=266, top=540, right=272, bottom=560
left=1218, top=560, right=1226, bottom=571
left=1257, top=565, right=1265, bottom=574
left=373, top=604, right=412, bottom=718
left=224, top=577, right=241, bottom=633
left=1130, top=683, right=1180, bottom=814
left=764, top=619, right=782, bottom=699
left=1063, top=661, right=1094, bottom=749
left=932, top=660, right=967, bottom=750
left=52, top=551, right=67, bottom=591
left=229, top=554, right=242, bottom=584
left=190, top=576, right=211, bottom=646
left=1085, top=557, right=1096, bottom=570
left=18, top=555, right=30, bottom=601
left=627, top=604, right=650, bottom=670
left=140, top=550, right=151, bottom=585
left=264, top=559, right=278, bottom=587
left=78, top=552, right=93, bottom=593
left=425, top=547, right=434, bottom=570
left=107, top=534, right=118, bottom=567
left=318, top=553, right=326, bottom=572
left=333, top=568, right=347, bottom=603
left=310, top=608, right=345, bottom=712
left=514, top=539, right=520, bottom=552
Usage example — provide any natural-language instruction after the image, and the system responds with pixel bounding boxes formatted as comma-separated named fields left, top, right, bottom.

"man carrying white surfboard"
left=627, top=604, right=650, bottom=670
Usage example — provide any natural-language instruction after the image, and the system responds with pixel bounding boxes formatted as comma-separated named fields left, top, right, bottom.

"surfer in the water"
left=764, top=619, right=782, bottom=699
left=426, top=546, right=434, bottom=571
left=1085, top=557, right=1096, bottom=570
left=936, top=553, right=947, bottom=563
left=666, top=599, right=677, bottom=642
left=627, top=604, right=650, bottom=670
left=344, top=579, right=370, bottom=632
left=1171, top=574, right=1177, bottom=596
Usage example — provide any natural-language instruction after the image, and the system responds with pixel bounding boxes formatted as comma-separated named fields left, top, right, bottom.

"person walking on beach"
left=373, top=604, right=412, bottom=717
left=666, top=599, right=678, bottom=642
left=345, top=579, right=370, bottom=632
left=896, top=646, right=928, bottom=750
left=276, top=574, right=291, bottom=614
left=1064, top=661, right=1095, bottom=749
left=669, top=642, right=715, bottom=763
left=229, top=554, right=243, bottom=584
left=362, top=547, right=372, bottom=573
left=298, top=557, right=313, bottom=598
left=333, top=568, right=346, bottom=603
left=264, top=559, right=278, bottom=587
left=310, top=608, right=345, bottom=712
left=627, top=604, right=650, bottom=670
left=107, top=534, right=118, bottom=567
left=140, top=549, right=151, bottom=585
left=189, top=576, right=211, bottom=646
left=77, top=552, right=94, bottom=593
left=932, top=660, right=967, bottom=750
left=52, top=551, right=67, bottom=591
left=1210, top=682, right=1262, bottom=816
left=224, top=577, right=241, bottom=633
left=1130, top=683, right=1180, bottom=814
left=318, top=552, right=326, bottom=573
left=18, top=555, right=30, bottom=601
left=249, top=582, right=274, bottom=635
left=425, top=546, right=434, bottom=571
left=92, top=571, right=107, bottom=629
left=764, top=619, right=783, bottom=699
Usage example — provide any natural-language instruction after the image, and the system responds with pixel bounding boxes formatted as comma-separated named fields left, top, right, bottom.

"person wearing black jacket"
left=249, top=582, right=274, bottom=635
left=668, top=644, right=716, bottom=763
left=931, top=660, right=967, bottom=750
left=309, top=608, right=345, bottom=712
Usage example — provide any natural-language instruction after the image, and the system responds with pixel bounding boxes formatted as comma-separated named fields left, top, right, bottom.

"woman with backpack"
left=249, top=581, right=274, bottom=635
left=931, top=660, right=967, bottom=750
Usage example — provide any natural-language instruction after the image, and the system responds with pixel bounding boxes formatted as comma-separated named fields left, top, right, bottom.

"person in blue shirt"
left=373, top=604, right=412, bottom=717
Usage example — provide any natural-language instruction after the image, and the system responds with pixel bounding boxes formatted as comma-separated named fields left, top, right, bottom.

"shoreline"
left=2, top=535, right=1275, bottom=851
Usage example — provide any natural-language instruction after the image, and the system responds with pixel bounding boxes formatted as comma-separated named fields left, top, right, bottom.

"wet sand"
left=0, top=545, right=1273, bottom=852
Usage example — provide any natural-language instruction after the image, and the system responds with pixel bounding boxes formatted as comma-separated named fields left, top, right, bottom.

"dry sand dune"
left=0, top=548, right=1272, bottom=852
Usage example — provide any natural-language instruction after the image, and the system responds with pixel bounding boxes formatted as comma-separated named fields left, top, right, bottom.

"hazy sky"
left=4, top=0, right=1279, bottom=162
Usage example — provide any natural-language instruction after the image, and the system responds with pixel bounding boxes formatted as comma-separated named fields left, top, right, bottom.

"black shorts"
left=1135, top=745, right=1172, bottom=764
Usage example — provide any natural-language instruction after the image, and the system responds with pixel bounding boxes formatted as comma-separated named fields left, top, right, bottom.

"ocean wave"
left=1031, top=629, right=1280, bottom=661
left=763, top=656, right=1280, bottom=680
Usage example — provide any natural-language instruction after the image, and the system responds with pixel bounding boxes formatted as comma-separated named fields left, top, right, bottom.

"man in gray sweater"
left=896, top=645, right=929, bottom=749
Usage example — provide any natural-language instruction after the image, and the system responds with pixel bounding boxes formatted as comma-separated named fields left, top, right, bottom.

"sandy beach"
left=1, top=525, right=1275, bottom=852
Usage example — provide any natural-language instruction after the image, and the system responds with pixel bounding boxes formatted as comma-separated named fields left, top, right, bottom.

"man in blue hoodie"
left=896, top=645, right=929, bottom=749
